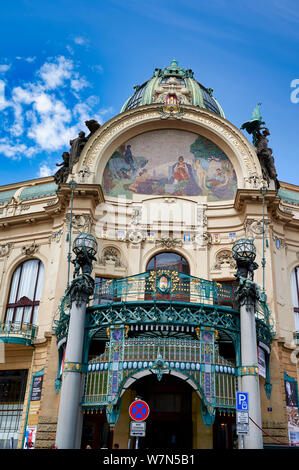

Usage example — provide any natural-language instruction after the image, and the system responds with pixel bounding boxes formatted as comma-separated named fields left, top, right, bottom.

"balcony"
left=86, top=270, right=274, bottom=345
left=0, top=321, right=38, bottom=345
left=92, top=270, right=237, bottom=308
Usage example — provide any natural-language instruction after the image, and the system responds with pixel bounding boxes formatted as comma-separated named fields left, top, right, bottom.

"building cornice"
left=0, top=183, right=104, bottom=229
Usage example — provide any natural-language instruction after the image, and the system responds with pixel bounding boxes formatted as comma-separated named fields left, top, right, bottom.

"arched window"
left=291, top=266, right=299, bottom=332
left=146, top=252, right=189, bottom=274
left=5, top=259, right=44, bottom=327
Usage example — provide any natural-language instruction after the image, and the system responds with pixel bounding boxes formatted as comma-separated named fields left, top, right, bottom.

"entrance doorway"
left=131, top=374, right=193, bottom=449
left=213, top=411, right=237, bottom=449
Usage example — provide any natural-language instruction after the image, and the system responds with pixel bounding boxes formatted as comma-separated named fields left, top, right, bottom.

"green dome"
left=121, top=59, right=225, bottom=118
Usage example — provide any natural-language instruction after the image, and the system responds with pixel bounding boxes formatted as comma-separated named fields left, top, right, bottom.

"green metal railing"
left=93, top=271, right=237, bottom=310
left=0, top=321, right=38, bottom=343
left=83, top=341, right=236, bottom=410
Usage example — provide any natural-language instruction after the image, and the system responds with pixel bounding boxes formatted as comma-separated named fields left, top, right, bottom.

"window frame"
left=146, top=252, right=190, bottom=275
left=5, top=259, right=43, bottom=326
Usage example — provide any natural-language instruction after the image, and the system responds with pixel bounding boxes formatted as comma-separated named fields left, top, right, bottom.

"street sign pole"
left=129, top=400, right=150, bottom=450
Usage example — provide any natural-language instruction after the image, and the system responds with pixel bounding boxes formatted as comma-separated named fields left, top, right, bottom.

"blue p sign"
left=236, top=392, right=249, bottom=411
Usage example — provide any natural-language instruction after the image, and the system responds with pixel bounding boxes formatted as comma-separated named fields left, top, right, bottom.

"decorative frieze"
left=155, top=236, right=182, bottom=249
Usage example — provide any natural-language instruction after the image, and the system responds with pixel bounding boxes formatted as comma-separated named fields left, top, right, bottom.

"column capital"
left=235, top=276, right=261, bottom=307
left=67, top=273, right=95, bottom=306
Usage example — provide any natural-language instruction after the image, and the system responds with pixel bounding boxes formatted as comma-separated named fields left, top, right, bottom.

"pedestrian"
left=113, top=443, right=119, bottom=449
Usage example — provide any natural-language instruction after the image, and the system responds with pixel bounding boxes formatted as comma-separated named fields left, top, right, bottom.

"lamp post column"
left=233, top=239, right=263, bottom=449
left=238, top=279, right=263, bottom=449
left=56, top=233, right=97, bottom=449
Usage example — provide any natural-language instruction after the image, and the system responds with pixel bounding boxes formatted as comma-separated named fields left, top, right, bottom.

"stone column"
left=56, top=274, right=94, bottom=449
left=237, top=278, right=263, bottom=449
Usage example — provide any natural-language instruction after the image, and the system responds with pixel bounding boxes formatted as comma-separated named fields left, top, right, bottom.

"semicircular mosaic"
left=102, top=129, right=237, bottom=201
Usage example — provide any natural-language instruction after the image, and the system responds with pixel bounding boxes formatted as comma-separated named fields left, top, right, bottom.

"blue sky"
left=0, top=0, right=299, bottom=186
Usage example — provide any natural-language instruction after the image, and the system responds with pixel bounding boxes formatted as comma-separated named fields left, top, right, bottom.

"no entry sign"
left=129, top=400, right=150, bottom=422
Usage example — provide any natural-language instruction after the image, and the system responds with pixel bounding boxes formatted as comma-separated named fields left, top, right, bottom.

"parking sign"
left=236, top=392, right=249, bottom=411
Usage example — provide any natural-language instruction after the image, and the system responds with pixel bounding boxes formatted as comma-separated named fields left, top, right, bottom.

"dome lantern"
left=121, top=59, right=225, bottom=117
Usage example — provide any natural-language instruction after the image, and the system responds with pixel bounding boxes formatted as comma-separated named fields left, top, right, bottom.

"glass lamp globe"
left=232, top=238, right=256, bottom=263
left=72, top=232, right=98, bottom=258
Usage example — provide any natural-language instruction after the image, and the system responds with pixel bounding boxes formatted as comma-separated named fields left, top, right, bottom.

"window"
left=5, top=259, right=44, bottom=327
left=146, top=252, right=189, bottom=274
left=0, top=370, right=28, bottom=449
left=145, top=252, right=190, bottom=301
left=291, top=267, right=299, bottom=332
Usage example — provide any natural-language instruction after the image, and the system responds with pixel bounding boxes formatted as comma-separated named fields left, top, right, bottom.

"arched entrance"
left=130, top=374, right=193, bottom=449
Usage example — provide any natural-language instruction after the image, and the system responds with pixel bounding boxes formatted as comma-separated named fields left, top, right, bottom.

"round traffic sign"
left=129, top=400, right=150, bottom=422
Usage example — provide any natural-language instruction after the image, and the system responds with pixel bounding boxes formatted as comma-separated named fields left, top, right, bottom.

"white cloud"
left=70, top=76, right=90, bottom=92
left=25, top=57, right=36, bottom=63
left=93, top=64, right=104, bottom=74
left=38, top=56, right=73, bottom=90
left=15, top=56, right=36, bottom=63
left=0, top=80, right=8, bottom=111
left=38, top=163, right=55, bottom=177
left=0, top=137, right=35, bottom=159
left=73, top=36, right=89, bottom=46
left=0, top=55, right=107, bottom=164
left=66, top=45, right=74, bottom=55
left=0, top=64, right=11, bottom=73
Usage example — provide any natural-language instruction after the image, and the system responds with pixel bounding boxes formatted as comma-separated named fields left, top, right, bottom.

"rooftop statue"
left=85, top=119, right=101, bottom=139
left=53, top=151, right=71, bottom=185
left=53, top=120, right=101, bottom=185
left=241, top=104, right=279, bottom=188
left=69, top=131, right=88, bottom=167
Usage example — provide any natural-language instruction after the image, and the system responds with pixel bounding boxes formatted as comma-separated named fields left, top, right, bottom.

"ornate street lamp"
left=72, top=232, right=98, bottom=277
left=56, top=231, right=98, bottom=449
left=232, top=238, right=258, bottom=281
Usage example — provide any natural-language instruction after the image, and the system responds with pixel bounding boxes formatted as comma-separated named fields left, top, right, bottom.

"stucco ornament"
left=127, top=230, right=145, bottom=245
left=22, top=242, right=38, bottom=256
left=0, top=242, right=13, bottom=257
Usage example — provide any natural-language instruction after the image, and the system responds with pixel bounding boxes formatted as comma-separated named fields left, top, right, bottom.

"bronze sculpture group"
left=54, top=120, right=101, bottom=185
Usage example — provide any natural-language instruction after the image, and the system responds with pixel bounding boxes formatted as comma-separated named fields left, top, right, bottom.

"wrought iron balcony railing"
left=92, top=270, right=237, bottom=310
left=0, top=321, right=38, bottom=344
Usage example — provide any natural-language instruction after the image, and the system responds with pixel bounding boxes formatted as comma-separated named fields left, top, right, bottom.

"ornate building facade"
left=0, top=60, right=299, bottom=449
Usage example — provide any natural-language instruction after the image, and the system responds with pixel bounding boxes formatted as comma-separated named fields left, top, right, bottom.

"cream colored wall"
left=192, top=393, right=213, bottom=449
left=113, top=388, right=135, bottom=449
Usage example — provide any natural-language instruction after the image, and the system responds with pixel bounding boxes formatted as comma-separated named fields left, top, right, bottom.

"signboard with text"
left=130, top=421, right=146, bottom=437
left=23, top=371, right=44, bottom=449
